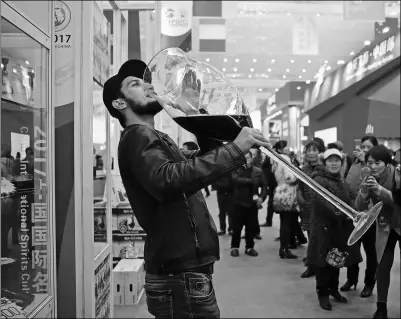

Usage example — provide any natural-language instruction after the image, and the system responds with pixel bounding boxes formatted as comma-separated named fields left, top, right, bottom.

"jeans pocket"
left=187, top=273, right=214, bottom=300
left=185, top=273, right=220, bottom=318
left=145, top=288, right=173, bottom=318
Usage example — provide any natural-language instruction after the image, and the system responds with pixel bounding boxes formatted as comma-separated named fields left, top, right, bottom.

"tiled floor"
left=115, top=191, right=401, bottom=318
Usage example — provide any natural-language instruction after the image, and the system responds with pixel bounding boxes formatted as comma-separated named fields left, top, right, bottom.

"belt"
left=147, top=263, right=214, bottom=275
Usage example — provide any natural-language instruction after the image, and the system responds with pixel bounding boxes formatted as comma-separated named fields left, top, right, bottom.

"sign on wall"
left=305, top=32, right=400, bottom=111
left=93, top=1, right=110, bottom=85
left=95, top=255, right=111, bottom=318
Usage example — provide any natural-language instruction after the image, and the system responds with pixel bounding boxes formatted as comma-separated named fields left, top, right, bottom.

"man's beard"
left=128, top=99, right=163, bottom=115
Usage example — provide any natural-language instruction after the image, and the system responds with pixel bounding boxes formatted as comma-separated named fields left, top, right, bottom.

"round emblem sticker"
left=54, top=1, right=71, bottom=32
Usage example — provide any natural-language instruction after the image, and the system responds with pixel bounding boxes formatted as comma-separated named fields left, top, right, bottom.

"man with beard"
left=102, top=59, right=271, bottom=318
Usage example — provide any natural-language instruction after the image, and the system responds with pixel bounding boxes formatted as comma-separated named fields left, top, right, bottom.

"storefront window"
left=93, top=81, right=109, bottom=257
left=1, top=17, right=51, bottom=315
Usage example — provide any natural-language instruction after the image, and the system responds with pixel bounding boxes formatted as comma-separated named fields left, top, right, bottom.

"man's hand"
left=233, top=127, right=270, bottom=154
left=181, top=69, right=201, bottom=109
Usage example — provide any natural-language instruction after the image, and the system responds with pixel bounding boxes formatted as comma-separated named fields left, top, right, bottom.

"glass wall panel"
left=93, top=80, right=109, bottom=257
left=1, top=17, right=51, bottom=316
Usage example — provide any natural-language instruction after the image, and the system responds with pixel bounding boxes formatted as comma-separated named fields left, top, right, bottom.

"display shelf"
left=1, top=97, right=32, bottom=109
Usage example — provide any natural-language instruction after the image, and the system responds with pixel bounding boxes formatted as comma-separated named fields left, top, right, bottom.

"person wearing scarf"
left=341, top=135, right=379, bottom=297
left=297, top=140, right=323, bottom=278
left=356, top=145, right=401, bottom=319
left=308, top=149, right=362, bottom=311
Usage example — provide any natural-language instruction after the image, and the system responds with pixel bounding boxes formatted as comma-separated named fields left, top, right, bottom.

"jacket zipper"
left=197, top=193, right=219, bottom=257
left=183, top=193, right=200, bottom=251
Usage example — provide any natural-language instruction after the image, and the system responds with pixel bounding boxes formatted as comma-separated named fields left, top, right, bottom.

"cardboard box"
left=113, top=234, right=146, bottom=259
left=113, top=259, right=145, bottom=306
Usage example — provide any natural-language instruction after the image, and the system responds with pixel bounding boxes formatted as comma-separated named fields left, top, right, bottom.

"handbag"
left=273, top=183, right=298, bottom=212
left=326, top=248, right=349, bottom=268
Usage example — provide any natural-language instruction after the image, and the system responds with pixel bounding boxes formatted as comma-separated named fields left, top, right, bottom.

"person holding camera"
left=355, top=145, right=401, bottom=319
left=340, top=135, right=379, bottom=297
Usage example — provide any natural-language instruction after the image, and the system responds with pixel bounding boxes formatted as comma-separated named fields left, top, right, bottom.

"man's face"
left=119, top=76, right=163, bottom=115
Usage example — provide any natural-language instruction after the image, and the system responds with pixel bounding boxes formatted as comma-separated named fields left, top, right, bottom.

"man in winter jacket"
left=102, top=59, right=271, bottom=318
left=230, top=150, right=268, bottom=257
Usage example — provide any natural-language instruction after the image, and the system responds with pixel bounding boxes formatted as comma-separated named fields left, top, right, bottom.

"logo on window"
left=54, top=1, right=72, bottom=32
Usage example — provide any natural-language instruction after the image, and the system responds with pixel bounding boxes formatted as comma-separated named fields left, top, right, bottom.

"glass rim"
left=143, top=47, right=188, bottom=97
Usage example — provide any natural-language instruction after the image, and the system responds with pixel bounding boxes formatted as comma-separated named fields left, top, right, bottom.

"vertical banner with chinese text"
left=292, top=16, right=319, bottom=56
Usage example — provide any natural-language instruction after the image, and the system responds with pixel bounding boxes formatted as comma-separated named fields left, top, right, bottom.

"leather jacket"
left=118, top=124, right=246, bottom=274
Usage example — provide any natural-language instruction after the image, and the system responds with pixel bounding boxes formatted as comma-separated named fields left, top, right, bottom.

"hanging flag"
left=160, top=1, right=193, bottom=52
left=198, top=18, right=226, bottom=52
left=292, top=16, right=319, bottom=55
left=343, top=1, right=385, bottom=21
left=193, top=1, right=222, bottom=17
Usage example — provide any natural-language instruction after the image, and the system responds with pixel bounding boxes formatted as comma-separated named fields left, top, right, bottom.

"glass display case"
left=1, top=12, right=55, bottom=317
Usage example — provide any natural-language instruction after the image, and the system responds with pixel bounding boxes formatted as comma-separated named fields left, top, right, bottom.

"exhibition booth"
left=304, top=31, right=400, bottom=153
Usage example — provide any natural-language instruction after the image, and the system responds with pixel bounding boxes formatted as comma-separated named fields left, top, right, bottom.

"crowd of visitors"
left=188, top=134, right=400, bottom=319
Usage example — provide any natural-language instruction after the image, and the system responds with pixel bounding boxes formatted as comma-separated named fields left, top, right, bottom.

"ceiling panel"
left=190, top=1, right=400, bottom=92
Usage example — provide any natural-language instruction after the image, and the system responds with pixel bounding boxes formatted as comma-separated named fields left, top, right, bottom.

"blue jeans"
left=145, top=272, right=220, bottom=319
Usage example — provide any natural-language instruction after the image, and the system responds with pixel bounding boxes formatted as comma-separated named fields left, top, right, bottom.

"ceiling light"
left=258, top=88, right=263, bottom=92
left=271, top=59, right=276, bottom=63
left=282, top=75, right=287, bottom=79
left=382, top=26, right=390, bottom=34
left=275, top=88, right=279, bottom=92
left=298, top=75, right=303, bottom=79
left=235, top=58, right=240, bottom=62
left=25, top=60, right=29, bottom=65
left=364, top=40, right=371, bottom=46
left=297, top=86, right=301, bottom=90
left=306, top=80, right=311, bottom=84
left=248, top=74, right=252, bottom=78
left=233, top=67, right=238, bottom=72
left=302, top=69, right=306, bottom=72
left=286, top=12, right=291, bottom=16
left=250, top=68, right=255, bottom=72
left=337, top=60, right=345, bottom=65
left=316, top=13, right=320, bottom=16
left=253, top=58, right=257, bottom=63
left=326, top=65, right=332, bottom=71
left=223, top=58, right=228, bottom=62
left=350, top=51, right=355, bottom=56
left=286, top=68, right=290, bottom=72
left=267, top=68, right=272, bottom=72
left=290, top=60, right=295, bottom=63
left=222, top=68, right=226, bottom=72
left=205, top=58, right=210, bottom=62
left=308, top=60, right=312, bottom=64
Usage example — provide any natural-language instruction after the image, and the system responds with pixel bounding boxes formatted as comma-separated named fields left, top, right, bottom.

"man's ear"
left=112, top=99, right=127, bottom=110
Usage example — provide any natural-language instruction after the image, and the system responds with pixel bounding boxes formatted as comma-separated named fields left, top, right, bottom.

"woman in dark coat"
left=341, top=135, right=379, bottom=297
left=297, top=140, right=323, bottom=278
left=307, top=149, right=362, bottom=311
left=355, top=146, right=401, bottom=319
